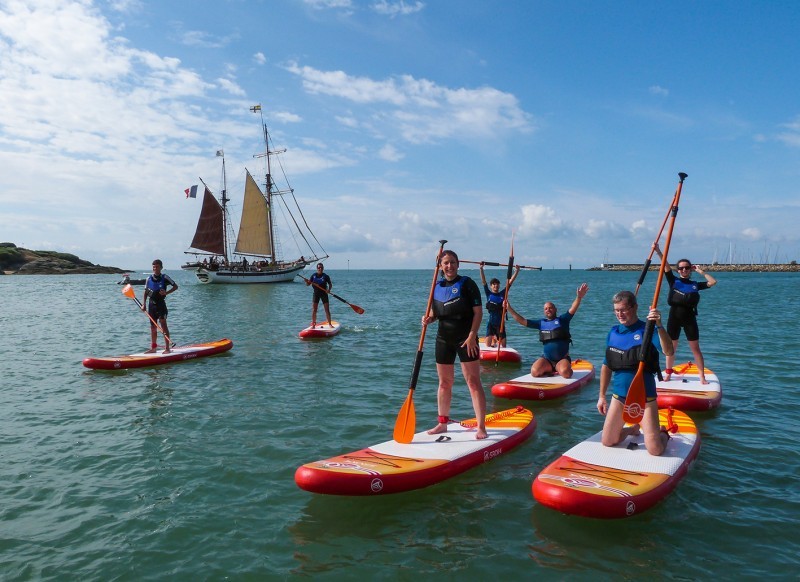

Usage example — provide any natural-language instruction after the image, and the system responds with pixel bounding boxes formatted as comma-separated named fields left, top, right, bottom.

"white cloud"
left=285, top=62, right=533, bottom=144
left=378, top=143, right=404, bottom=161
left=253, top=52, right=266, bottom=65
left=742, top=227, right=761, bottom=240
left=649, top=85, right=669, bottom=97
left=217, top=77, right=246, bottom=96
left=371, top=1, right=425, bottom=18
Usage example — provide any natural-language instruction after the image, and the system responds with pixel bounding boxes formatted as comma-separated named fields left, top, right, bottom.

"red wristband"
left=438, top=415, right=450, bottom=424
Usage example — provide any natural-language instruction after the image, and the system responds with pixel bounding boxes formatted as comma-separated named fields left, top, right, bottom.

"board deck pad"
left=295, top=406, right=536, bottom=495
left=491, top=359, right=595, bottom=400
left=82, top=338, right=233, bottom=370
left=532, top=408, right=700, bottom=519
left=656, top=362, right=721, bottom=410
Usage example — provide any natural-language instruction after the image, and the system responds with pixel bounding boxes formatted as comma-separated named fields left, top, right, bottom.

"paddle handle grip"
left=635, top=258, right=652, bottom=289
left=408, top=350, right=424, bottom=391
left=638, top=318, right=657, bottom=363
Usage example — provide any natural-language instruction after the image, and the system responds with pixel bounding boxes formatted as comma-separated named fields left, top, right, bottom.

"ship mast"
left=218, top=150, right=230, bottom=262
left=250, top=104, right=283, bottom=264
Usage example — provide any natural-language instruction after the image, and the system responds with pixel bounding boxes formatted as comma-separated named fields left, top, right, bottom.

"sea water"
left=0, top=268, right=798, bottom=580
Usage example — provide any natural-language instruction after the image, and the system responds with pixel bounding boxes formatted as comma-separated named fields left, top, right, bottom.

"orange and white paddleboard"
left=657, top=362, right=721, bottom=411
left=295, top=406, right=536, bottom=495
left=491, top=359, right=595, bottom=400
left=533, top=408, right=700, bottom=519
left=478, top=338, right=522, bottom=364
left=299, top=320, right=341, bottom=339
left=82, top=338, right=233, bottom=370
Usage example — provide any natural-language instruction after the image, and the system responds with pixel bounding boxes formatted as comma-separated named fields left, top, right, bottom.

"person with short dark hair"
left=653, top=244, right=717, bottom=383
left=479, top=262, right=519, bottom=347
left=306, top=262, right=332, bottom=327
left=143, top=259, right=178, bottom=354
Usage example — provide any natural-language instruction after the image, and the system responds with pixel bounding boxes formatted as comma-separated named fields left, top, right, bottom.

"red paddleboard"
left=295, top=406, right=535, bottom=495
left=491, top=359, right=595, bottom=400
left=657, top=361, right=721, bottom=411
left=532, top=408, right=700, bottom=519
left=478, top=338, right=522, bottom=364
left=299, top=320, right=341, bottom=339
left=82, top=338, right=233, bottom=370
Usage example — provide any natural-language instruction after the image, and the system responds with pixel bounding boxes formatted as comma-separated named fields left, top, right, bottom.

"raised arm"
left=479, top=262, right=487, bottom=286
left=694, top=265, right=717, bottom=288
left=504, top=301, right=528, bottom=327
left=653, top=243, right=671, bottom=272
left=568, top=282, right=589, bottom=315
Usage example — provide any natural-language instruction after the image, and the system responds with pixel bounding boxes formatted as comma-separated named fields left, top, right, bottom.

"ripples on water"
left=1, top=270, right=798, bottom=579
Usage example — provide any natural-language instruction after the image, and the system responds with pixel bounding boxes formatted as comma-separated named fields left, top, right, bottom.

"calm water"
left=0, top=268, right=798, bottom=580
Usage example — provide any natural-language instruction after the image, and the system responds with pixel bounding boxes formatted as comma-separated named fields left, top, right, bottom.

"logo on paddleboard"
left=370, top=478, right=384, bottom=493
left=626, top=501, right=636, bottom=515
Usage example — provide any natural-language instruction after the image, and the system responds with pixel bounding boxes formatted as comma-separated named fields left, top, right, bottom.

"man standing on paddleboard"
left=598, top=290, right=674, bottom=456
left=142, top=259, right=178, bottom=354
left=504, top=282, right=589, bottom=379
left=652, top=244, right=717, bottom=384
left=306, top=263, right=332, bottom=327
left=423, top=250, right=488, bottom=440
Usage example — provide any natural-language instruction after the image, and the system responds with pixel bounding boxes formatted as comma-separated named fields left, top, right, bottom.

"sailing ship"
left=182, top=105, right=328, bottom=284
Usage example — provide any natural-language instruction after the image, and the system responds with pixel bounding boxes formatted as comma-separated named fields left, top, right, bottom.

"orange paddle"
left=122, top=283, right=173, bottom=344
left=623, top=172, right=687, bottom=424
left=393, top=239, right=447, bottom=444
left=634, top=185, right=681, bottom=296
left=296, top=275, right=365, bottom=314
left=495, top=234, right=515, bottom=364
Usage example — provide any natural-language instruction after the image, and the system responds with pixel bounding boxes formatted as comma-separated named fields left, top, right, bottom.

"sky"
left=1, top=0, right=799, bottom=270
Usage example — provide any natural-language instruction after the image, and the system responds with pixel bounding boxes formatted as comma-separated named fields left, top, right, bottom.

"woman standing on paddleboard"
left=423, top=250, right=488, bottom=440
left=598, top=290, right=674, bottom=456
left=653, top=244, right=717, bottom=384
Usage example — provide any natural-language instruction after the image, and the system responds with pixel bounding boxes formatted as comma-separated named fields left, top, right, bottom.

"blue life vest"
left=433, top=276, right=473, bottom=320
left=539, top=317, right=571, bottom=343
left=668, top=278, right=700, bottom=307
left=605, top=321, right=660, bottom=373
left=485, top=289, right=504, bottom=313
left=146, top=274, right=173, bottom=302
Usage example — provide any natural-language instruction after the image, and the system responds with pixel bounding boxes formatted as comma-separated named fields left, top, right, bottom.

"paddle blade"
left=121, top=284, right=136, bottom=299
left=393, top=389, right=416, bottom=444
left=622, top=366, right=646, bottom=424
left=350, top=304, right=365, bottom=315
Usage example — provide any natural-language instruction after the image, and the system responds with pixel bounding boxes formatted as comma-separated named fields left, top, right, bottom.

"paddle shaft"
left=410, top=241, right=448, bottom=389
left=298, top=275, right=364, bottom=314
left=635, top=186, right=681, bottom=295
left=133, top=294, right=172, bottom=344
left=624, top=172, right=687, bottom=423
left=461, top=259, right=541, bottom=271
left=495, top=236, right=515, bottom=362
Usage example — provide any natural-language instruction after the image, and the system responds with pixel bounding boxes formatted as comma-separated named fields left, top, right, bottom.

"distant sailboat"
left=182, top=105, right=328, bottom=284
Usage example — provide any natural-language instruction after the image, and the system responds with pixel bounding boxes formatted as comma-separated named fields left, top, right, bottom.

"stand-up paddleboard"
left=299, top=321, right=341, bottom=339
left=533, top=408, right=700, bottom=519
left=82, top=338, right=233, bottom=370
left=478, top=338, right=522, bottom=364
left=491, top=359, right=595, bottom=400
left=295, top=406, right=536, bottom=495
left=657, top=361, right=721, bottom=411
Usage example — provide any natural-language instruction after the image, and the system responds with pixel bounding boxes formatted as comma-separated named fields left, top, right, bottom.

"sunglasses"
left=677, top=265, right=692, bottom=271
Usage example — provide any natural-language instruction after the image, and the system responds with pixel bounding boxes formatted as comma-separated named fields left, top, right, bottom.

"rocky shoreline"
left=0, top=243, right=128, bottom=275
left=587, top=262, right=799, bottom=273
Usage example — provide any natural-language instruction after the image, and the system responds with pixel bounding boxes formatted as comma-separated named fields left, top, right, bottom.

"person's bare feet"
left=427, top=423, right=448, bottom=435
left=144, top=347, right=157, bottom=354
left=475, top=428, right=488, bottom=440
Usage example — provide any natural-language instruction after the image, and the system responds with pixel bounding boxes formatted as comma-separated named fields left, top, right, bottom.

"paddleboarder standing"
left=306, top=262, right=332, bottom=327
left=479, top=262, right=519, bottom=348
left=143, top=259, right=178, bottom=354
left=423, top=250, right=488, bottom=440
left=653, top=243, right=717, bottom=384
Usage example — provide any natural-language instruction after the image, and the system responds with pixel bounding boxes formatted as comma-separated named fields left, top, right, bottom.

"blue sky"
left=1, top=0, right=798, bottom=270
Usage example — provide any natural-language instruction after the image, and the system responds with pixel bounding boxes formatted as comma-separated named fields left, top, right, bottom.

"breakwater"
left=587, top=263, right=799, bottom=272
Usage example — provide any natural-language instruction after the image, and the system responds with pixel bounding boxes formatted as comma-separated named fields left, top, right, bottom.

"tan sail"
left=234, top=171, right=273, bottom=257
left=190, top=187, right=225, bottom=255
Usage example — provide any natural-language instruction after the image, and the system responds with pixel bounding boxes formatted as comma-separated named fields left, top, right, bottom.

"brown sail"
left=189, top=186, right=225, bottom=255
